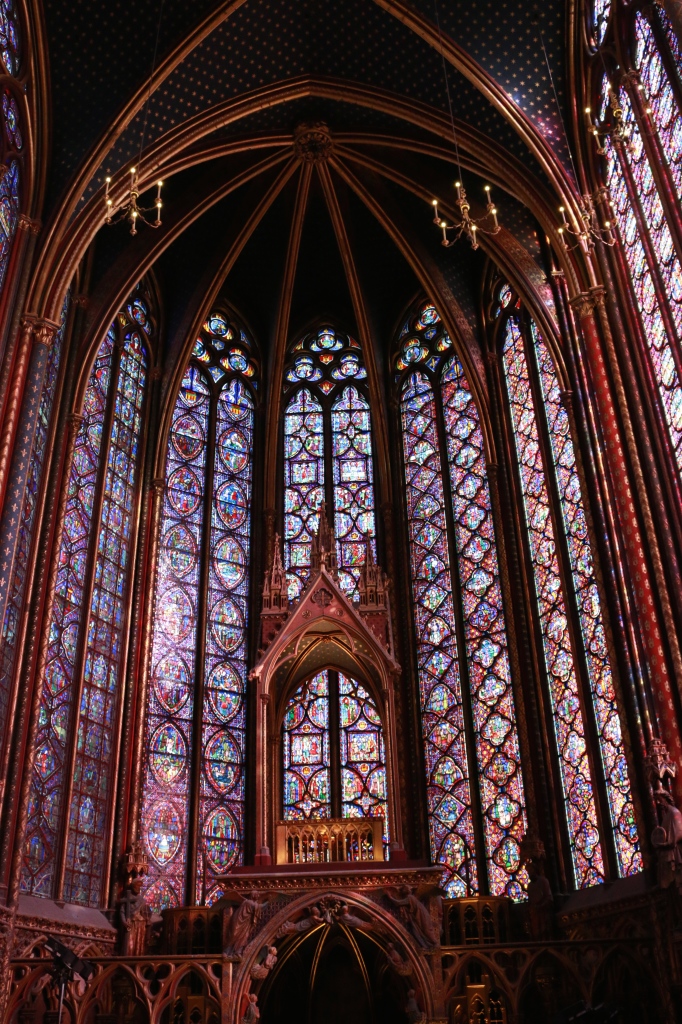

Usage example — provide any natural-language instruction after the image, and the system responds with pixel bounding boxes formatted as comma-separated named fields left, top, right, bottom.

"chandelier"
left=430, top=183, right=500, bottom=251
left=104, top=168, right=163, bottom=236
left=531, top=11, right=615, bottom=252
left=428, top=0, right=502, bottom=251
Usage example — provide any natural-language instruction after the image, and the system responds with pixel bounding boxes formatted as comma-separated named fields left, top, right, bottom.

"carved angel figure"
left=250, top=945, right=278, bottom=980
left=385, top=885, right=439, bottom=949
left=242, top=993, right=260, bottom=1024
left=385, top=941, right=413, bottom=976
left=652, top=789, right=682, bottom=890
left=225, top=891, right=271, bottom=957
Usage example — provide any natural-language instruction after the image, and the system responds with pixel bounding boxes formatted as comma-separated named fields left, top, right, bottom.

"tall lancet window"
left=396, top=302, right=527, bottom=899
left=283, top=326, right=376, bottom=602
left=497, top=286, right=641, bottom=887
left=21, top=290, right=151, bottom=906
left=142, top=313, right=257, bottom=910
left=592, top=2, right=682, bottom=476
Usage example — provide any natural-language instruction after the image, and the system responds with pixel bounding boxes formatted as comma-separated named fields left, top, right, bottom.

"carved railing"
left=275, top=817, right=384, bottom=864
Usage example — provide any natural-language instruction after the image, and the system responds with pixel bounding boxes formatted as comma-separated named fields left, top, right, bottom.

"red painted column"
left=571, top=289, right=682, bottom=768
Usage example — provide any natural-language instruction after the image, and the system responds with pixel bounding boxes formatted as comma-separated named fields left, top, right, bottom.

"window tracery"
left=283, top=327, right=376, bottom=602
left=0, top=0, right=20, bottom=77
left=396, top=302, right=526, bottom=899
left=21, top=290, right=152, bottom=906
left=141, top=313, right=257, bottom=910
left=498, top=289, right=641, bottom=885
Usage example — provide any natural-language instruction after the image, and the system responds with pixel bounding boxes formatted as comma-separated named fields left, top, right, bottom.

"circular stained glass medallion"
left=216, top=481, right=248, bottom=529
left=159, top=587, right=194, bottom=642
left=211, top=597, right=243, bottom=652
left=3, top=91, right=21, bottom=149
left=167, top=466, right=202, bottom=515
left=203, top=807, right=240, bottom=871
left=164, top=522, right=197, bottom=578
left=205, top=315, right=231, bottom=337
left=171, top=413, right=204, bottom=460
left=150, top=723, right=187, bottom=784
left=208, top=663, right=242, bottom=722
left=205, top=729, right=241, bottom=793
left=418, top=304, right=439, bottom=328
left=219, top=428, right=249, bottom=473
left=214, top=537, right=246, bottom=590
left=153, top=653, right=190, bottom=714
left=146, top=799, right=182, bottom=866
left=227, top=348, right=248, bottom=372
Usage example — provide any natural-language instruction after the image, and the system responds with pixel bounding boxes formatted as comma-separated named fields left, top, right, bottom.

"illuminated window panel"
left=197, top=379, right=253, bottom=902
left=22, top=331, right=117, bottom=898
left=531, top=324, right=642, bottom=876
left=284, top=388, right=324, bottom=599
left=339, top=673, right=388, bottom=827
left=142, top=315, right=256, bottom=910
left=142, top=367, right=209, bottom=911
left=441, top=357, right=527, bottom=899
left=603, top=81, right=682, bottom=473
left=400, top=371, right=477, bottom=897
left=0, top=160, right=19, bottom=295
left=283, top=672, right=331, bottom=820
left=593, top=0, right=610, bottom=43
left=0, top=296, right=69, bottom=739
left=636, top=12, right=682, bottom=208
left=332, top=386, right=377, bottom=600
left=63, top=330, right=147, bottom=905
left=0, top=0, right=20, bottom=75
left=503, top=318, right=605, bottom=888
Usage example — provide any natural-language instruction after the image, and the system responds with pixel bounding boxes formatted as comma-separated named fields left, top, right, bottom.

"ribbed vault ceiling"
left=35, top=0, right=570, bottom=396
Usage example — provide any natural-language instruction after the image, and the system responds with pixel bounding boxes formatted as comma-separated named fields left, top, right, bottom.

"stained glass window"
left=441, top=357, right=526, bottom=898
left=339, top=673, right=387, bottom=822
left=0, top=159, right=19, bottom=296
left=0, top=295, right=69, bottom=748
left=0, top=0, right=20, bottom=76
left=397, top=301, right=527, bottom=898
left=599, top=37, right=682, bottom=478
left=142, top=313, right=257, bottom=910
left=530, top=323, right=641, bottom=877
left=22, top=292, right=151, bottom=903
left=283, top=327, right=376, bottom=601
left=593, top=0, right=611, bottom=44
left=501, top=307, right=641, bottom=885
left=283, top=672, right=331, bottom=819
left=282, top=669, right=388, bottom=829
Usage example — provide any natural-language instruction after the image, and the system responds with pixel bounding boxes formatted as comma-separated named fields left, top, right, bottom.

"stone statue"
left=242, top=993, right=260, bottom=1024
left=520, top=830, right=553, bottom=940
left=526, top=860, right=554, bottom=941
left=405, top=989, right=425, bottom=1024
left=385, top=885, right=439, bottom=949
left=385, top=941, right=413, bottom=976
left=250, top=945, right=278, bottom=980
left=652, top=789, right=682, bottom=891
left=336, top=904, right=373, bottom=930
left=117, top=876, right=151, bottom=956
left=225, top=892, right=271, bottom=957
